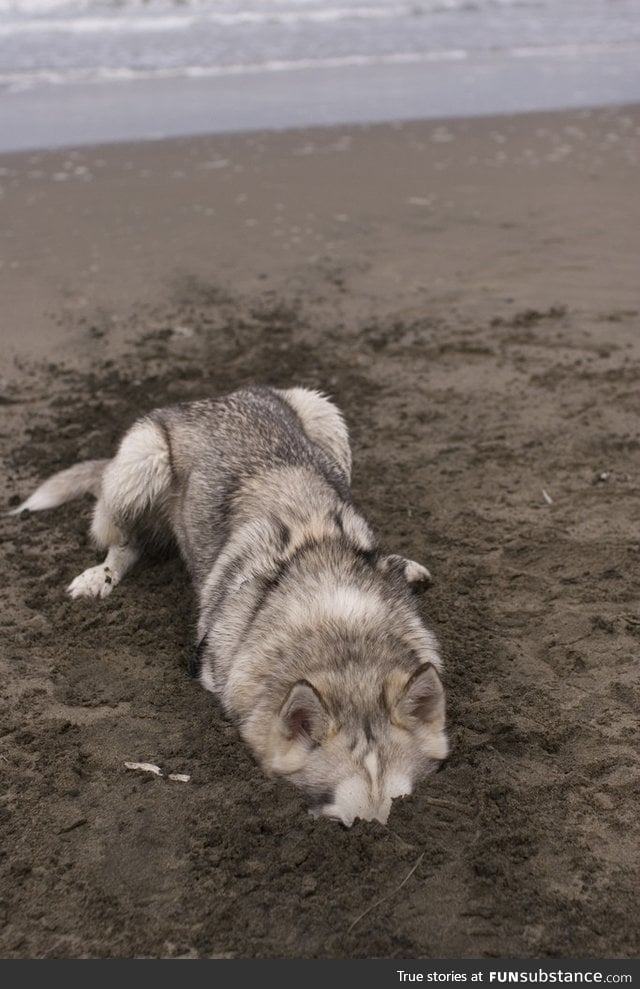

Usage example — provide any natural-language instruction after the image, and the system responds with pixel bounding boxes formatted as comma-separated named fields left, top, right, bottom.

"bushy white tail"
left=9, top=459, right=108, bottom=515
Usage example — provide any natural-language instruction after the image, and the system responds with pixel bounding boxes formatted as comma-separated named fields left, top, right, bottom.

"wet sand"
left=1, top=106, right=640, bottom=959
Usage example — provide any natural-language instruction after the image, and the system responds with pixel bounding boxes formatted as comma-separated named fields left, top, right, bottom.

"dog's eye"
left=314, top=791, right=333, bottom=807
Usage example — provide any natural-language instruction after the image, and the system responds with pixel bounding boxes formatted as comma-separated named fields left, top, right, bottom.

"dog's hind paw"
left=67, top=565, right=116, bottom=599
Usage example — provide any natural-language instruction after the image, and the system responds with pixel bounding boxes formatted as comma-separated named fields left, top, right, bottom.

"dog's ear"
left=268, top=681, right=331, bottom=777
left=279, top=680, right=330, bottom=744
left=393, top=664, right=446, bottom=730
left=378, top=554, right=432, bottom=593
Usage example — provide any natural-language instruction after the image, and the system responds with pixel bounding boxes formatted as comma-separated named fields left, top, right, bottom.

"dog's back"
left=150, top=386, right=352, bottom=587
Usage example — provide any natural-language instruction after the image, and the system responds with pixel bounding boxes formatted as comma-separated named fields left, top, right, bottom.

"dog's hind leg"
left=67, top=418, right=172, bottom=600
left=67, top=491, right=140, bottom=598
left=67, top=541, right=140, bottom=600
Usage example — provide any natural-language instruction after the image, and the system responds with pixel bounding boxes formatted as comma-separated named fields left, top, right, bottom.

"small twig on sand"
left=423, top=796, right=477, bottom=816
left=387, top=830, right=416, bottom=852
left=347, top=851, right=425, bottom=935
left=124, top=761, right=163, bottom=776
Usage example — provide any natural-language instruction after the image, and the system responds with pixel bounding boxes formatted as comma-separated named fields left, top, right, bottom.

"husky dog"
left=12, top=386, right=448, bottom=825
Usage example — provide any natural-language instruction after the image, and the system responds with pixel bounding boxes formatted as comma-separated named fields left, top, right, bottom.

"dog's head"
left=264, top=662, right=448, bottom=826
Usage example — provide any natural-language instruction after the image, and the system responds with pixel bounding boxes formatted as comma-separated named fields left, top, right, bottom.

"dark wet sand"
left=1, top=106, right=639, bottom=959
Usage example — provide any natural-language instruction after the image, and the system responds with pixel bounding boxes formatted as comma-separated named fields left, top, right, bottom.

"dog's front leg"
left=378, top=554, right=432, bottom=593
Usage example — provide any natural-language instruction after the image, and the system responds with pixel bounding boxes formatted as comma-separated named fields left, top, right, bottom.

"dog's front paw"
left=403, top=560, right=432, bottom=592
left=67, top=565, right=115, bottom=600
left=378, top=554, right=433, bottom=593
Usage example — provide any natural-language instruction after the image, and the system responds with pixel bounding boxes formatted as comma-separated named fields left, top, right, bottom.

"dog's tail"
left=9, top=459, right=109, bottom=515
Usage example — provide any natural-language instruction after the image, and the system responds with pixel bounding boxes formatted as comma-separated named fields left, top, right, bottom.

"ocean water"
left=2, top=0, right=640, bottom=88
left=1, top=0, right=640, bottom=149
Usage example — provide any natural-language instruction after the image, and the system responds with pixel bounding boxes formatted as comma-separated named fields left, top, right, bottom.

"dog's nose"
left=360, top=798, right=392, bottom=825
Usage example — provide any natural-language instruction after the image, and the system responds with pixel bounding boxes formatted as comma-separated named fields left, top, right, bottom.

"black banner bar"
left=0, top=958, right=638, bottom=988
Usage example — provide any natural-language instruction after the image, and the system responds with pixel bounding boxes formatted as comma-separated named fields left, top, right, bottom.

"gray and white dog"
left=12, top=386, right=448, bottom=825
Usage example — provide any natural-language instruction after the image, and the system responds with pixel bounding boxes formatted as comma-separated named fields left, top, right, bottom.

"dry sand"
left=1, top=106, right=639, bottom=959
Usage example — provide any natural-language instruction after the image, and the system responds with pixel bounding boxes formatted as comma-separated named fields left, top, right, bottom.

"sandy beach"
left=1, top=105, right=640, bottom=959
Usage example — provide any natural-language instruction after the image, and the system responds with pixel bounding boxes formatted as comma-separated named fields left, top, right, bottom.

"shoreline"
left=2, top=45, right=640, bottom=154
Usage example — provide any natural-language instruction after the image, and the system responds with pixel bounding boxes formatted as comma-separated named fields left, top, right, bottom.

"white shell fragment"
left=124, top=761, right=163, bottom=776
left=542, top=489, right=553, bottom=504
left=124, top=762, right=191, bottom=783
